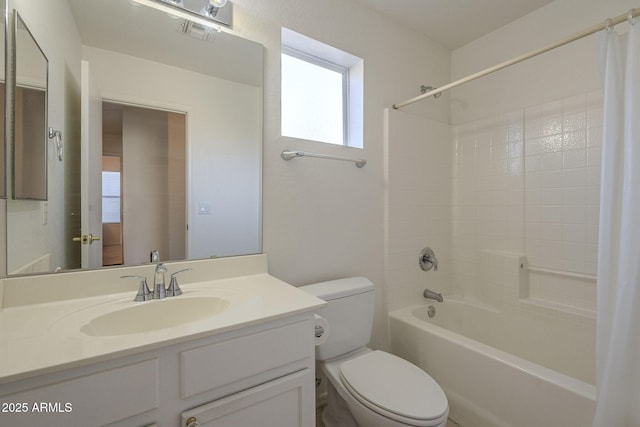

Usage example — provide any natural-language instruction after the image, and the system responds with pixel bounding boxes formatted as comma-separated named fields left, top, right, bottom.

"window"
left=281, top=28, right=363, bottom=148
left=102, top=170, right=121, bottom=224
left=281, top=47, right=347, bottom=145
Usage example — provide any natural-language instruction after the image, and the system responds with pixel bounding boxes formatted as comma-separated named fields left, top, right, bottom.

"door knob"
left=72, top=234, right=101, bottom=245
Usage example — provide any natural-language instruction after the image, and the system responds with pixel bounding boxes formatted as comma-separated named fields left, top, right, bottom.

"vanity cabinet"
left=0, top=315, right=316, bottom=427
left=181, top=369, right=311, bottom=427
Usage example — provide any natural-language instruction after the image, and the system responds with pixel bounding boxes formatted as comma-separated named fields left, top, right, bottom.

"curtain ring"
left=628, top=9, right=637, bottom=25
left=605, top=18, right=613, bottom=31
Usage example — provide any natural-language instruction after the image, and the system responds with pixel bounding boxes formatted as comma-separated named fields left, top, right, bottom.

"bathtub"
left=389, top=299, right=596, bottom=427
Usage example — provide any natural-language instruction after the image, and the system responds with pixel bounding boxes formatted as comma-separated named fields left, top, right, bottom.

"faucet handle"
left=419, top=247, right=438, bottom=271
left=121, top=275, right=152, bottom=302
left=166, top=268, right=192, bottom=297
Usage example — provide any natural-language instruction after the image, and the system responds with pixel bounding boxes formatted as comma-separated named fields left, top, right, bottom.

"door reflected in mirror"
left=101, top=101, right=186, bottom=267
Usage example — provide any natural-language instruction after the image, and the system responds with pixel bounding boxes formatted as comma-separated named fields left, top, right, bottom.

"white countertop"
left=0, top=256, right=325, bottom=385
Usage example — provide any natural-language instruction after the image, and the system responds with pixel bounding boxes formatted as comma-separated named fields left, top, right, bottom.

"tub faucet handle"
left=419, top=247, right=438, bottom=271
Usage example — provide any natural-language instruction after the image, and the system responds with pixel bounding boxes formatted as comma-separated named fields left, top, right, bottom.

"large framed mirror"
left=1, top=0, right=6, bottom=199
left=5, top=0, right=263, bottom=276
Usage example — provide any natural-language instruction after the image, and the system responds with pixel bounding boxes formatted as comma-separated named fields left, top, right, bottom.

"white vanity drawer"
left=181, top=368, right=313, bottom=427
left=180, top=319, right=313, bottom=398
left=0, top=359, right=159, bottom=427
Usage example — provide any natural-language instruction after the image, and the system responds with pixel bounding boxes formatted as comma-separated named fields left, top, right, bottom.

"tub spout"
left=423, top=289, right=443, bottom=303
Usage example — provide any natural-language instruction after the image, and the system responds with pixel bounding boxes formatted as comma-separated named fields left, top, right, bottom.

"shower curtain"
left=593, top=20, right=640, bottom=426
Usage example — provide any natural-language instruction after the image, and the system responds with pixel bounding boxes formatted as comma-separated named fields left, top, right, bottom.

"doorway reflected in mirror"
left=101, top=102, right=186, bottom=267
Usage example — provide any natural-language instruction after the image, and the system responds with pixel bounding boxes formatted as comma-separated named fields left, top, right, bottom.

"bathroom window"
left=102, top=170, right=121, bottom=224
left=281, top=28, right=363, bottom=148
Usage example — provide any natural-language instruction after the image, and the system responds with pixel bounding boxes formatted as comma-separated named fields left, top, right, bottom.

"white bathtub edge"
left=389, top=303, right=596, bottom=401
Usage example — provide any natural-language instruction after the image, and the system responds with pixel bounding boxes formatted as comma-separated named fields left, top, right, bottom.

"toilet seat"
left=339, top=351, right=448, bottom=426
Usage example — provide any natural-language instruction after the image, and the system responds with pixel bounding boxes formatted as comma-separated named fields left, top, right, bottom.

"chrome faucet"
left=153, top=263, right=168, bottom=299
left=122, top=264, right=190, bottom=301
left=423, top=288, right=444, bottom=303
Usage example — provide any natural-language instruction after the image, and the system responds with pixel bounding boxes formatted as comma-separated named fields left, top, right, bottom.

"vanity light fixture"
left=162, top=0, right=185, bottom=19
left=132, top=0, right=232, bottom=29
left=201, top=0, right=227, bottom=18
left=163, top=0, right=185, bottom=6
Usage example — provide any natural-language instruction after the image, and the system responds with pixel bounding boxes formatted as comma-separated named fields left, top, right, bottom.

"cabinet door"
left=0, top=359, right=158, bottom=427
left=181, top=369, right=314, bottom=427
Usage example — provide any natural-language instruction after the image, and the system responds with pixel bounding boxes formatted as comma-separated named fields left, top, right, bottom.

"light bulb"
left=201, top=0, right=227, bottom=18
left=163, top=0, right=184, bottom=19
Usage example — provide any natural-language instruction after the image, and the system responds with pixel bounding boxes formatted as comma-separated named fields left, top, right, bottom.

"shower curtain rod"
left=392, top=7, right=640, bottom=110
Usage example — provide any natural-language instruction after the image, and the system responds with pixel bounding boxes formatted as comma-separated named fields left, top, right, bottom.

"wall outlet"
left=198, top=201, right=212, bottom=215
left=41, top=201, right=49, bottom=225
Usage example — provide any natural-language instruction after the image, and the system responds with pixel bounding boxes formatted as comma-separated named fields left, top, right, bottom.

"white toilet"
left=301, top=277, right=449, bottom=427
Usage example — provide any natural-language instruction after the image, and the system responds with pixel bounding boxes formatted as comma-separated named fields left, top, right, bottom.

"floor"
left=316, top=406, right=463, bottom=427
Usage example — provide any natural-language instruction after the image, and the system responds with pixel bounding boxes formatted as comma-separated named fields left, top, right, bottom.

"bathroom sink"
left=80, top=296, right=231, bottom=336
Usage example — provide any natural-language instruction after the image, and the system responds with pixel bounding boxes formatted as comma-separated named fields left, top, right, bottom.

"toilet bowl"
left=300, top=277, right=449, bottom=427
left=322, top=348, right=448, bottom=427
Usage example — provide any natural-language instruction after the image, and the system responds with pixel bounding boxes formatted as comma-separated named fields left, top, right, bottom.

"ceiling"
left=68, top=0, right=263, bottom=87
left=352, top=0, right=555, bottom=50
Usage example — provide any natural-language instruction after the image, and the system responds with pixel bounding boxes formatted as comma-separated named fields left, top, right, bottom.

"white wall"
left=229, top=0, right=451, bottom=348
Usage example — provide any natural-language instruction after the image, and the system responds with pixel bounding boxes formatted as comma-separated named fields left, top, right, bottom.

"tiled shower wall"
left=384, top=109, right=452, bottom=312
left=523, top=93, right=603, bottom=275
left=451, top=91, right=602, bottom=310
left=451, top=109, right=525, bottom=304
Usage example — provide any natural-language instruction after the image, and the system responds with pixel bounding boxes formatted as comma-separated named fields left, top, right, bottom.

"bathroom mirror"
left=0, top=0, right=6, bottom=199
left=5, top=0, right=263, bottom=276
left=13, top=11, right=47, bottom=201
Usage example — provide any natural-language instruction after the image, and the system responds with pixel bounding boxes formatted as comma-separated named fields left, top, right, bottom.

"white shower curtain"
left=593, top=20, right=640, bottom=426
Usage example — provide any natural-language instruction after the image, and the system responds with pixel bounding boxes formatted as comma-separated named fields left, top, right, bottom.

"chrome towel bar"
left=281, top=150, right=366, bottom=168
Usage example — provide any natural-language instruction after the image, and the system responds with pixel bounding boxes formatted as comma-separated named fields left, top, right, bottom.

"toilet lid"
left=339, top=351, right=448, bottom=423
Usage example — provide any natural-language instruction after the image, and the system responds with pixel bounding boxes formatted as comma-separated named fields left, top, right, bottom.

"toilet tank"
left=299, top=277, right=375, bottom=361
